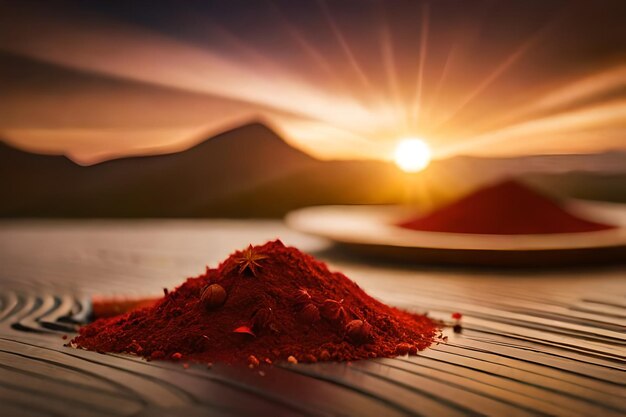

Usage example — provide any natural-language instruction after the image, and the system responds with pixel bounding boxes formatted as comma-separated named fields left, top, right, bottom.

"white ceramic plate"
left=285, top=200, right=626, bottom=266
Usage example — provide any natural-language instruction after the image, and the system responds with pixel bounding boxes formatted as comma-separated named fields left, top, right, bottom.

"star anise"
left=234, top=245, right=268, bottom=276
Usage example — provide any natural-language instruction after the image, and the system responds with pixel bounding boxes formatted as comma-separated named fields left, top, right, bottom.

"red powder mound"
left=73, top=240, right=438, bottom=364
left=398, top=179, right=615, bottom=235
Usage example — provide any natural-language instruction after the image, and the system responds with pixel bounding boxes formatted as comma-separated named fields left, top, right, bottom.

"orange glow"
left=0, top=1, right=623, bottom=164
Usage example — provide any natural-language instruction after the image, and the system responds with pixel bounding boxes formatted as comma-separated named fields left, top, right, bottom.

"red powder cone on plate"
left=398, top=179, right=615, bottom=235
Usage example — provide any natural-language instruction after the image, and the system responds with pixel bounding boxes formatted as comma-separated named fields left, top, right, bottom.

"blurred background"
left=1, top=0, right=625, bottom=217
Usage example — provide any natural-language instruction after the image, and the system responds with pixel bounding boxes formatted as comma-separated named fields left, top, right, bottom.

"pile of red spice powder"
left=73, top=240, right=438, bottom=365
left=398, top=179, right=615, bottom=235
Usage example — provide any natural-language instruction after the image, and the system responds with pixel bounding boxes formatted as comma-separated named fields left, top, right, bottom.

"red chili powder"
left=398, top=179, right=615, bottom=235
left=73, top=240, right=438, bottom=364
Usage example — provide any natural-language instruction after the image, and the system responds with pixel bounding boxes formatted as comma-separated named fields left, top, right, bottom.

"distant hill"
left=423, top=152, right=626, bottom=206
left=523, top=171, right=626, bottom=203
left=1, top=123, right=624, bottom=217
left=0, top=122, right=405, bottom=217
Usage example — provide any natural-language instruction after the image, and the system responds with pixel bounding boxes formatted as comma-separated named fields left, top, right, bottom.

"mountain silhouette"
left=0, top=122, right=405, bottom=217
left=1, top=123, right=625, bottom=217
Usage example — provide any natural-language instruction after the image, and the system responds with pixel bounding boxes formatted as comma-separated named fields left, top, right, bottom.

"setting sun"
left=394, top=138, right=432, bottom=173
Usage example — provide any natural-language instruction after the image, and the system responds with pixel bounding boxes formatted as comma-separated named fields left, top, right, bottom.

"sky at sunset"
left=1, top=0, right=625, bottom=164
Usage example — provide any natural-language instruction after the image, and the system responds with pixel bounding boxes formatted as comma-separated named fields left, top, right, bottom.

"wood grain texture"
left=0, top=220, right=624, bottom=416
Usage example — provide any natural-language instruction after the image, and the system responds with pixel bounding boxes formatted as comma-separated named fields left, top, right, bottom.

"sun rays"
left=0, top=0, right=624, bottom=164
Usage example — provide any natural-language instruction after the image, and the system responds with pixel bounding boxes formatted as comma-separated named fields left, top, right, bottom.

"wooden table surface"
left=0, top=220, right=624, bottom=416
